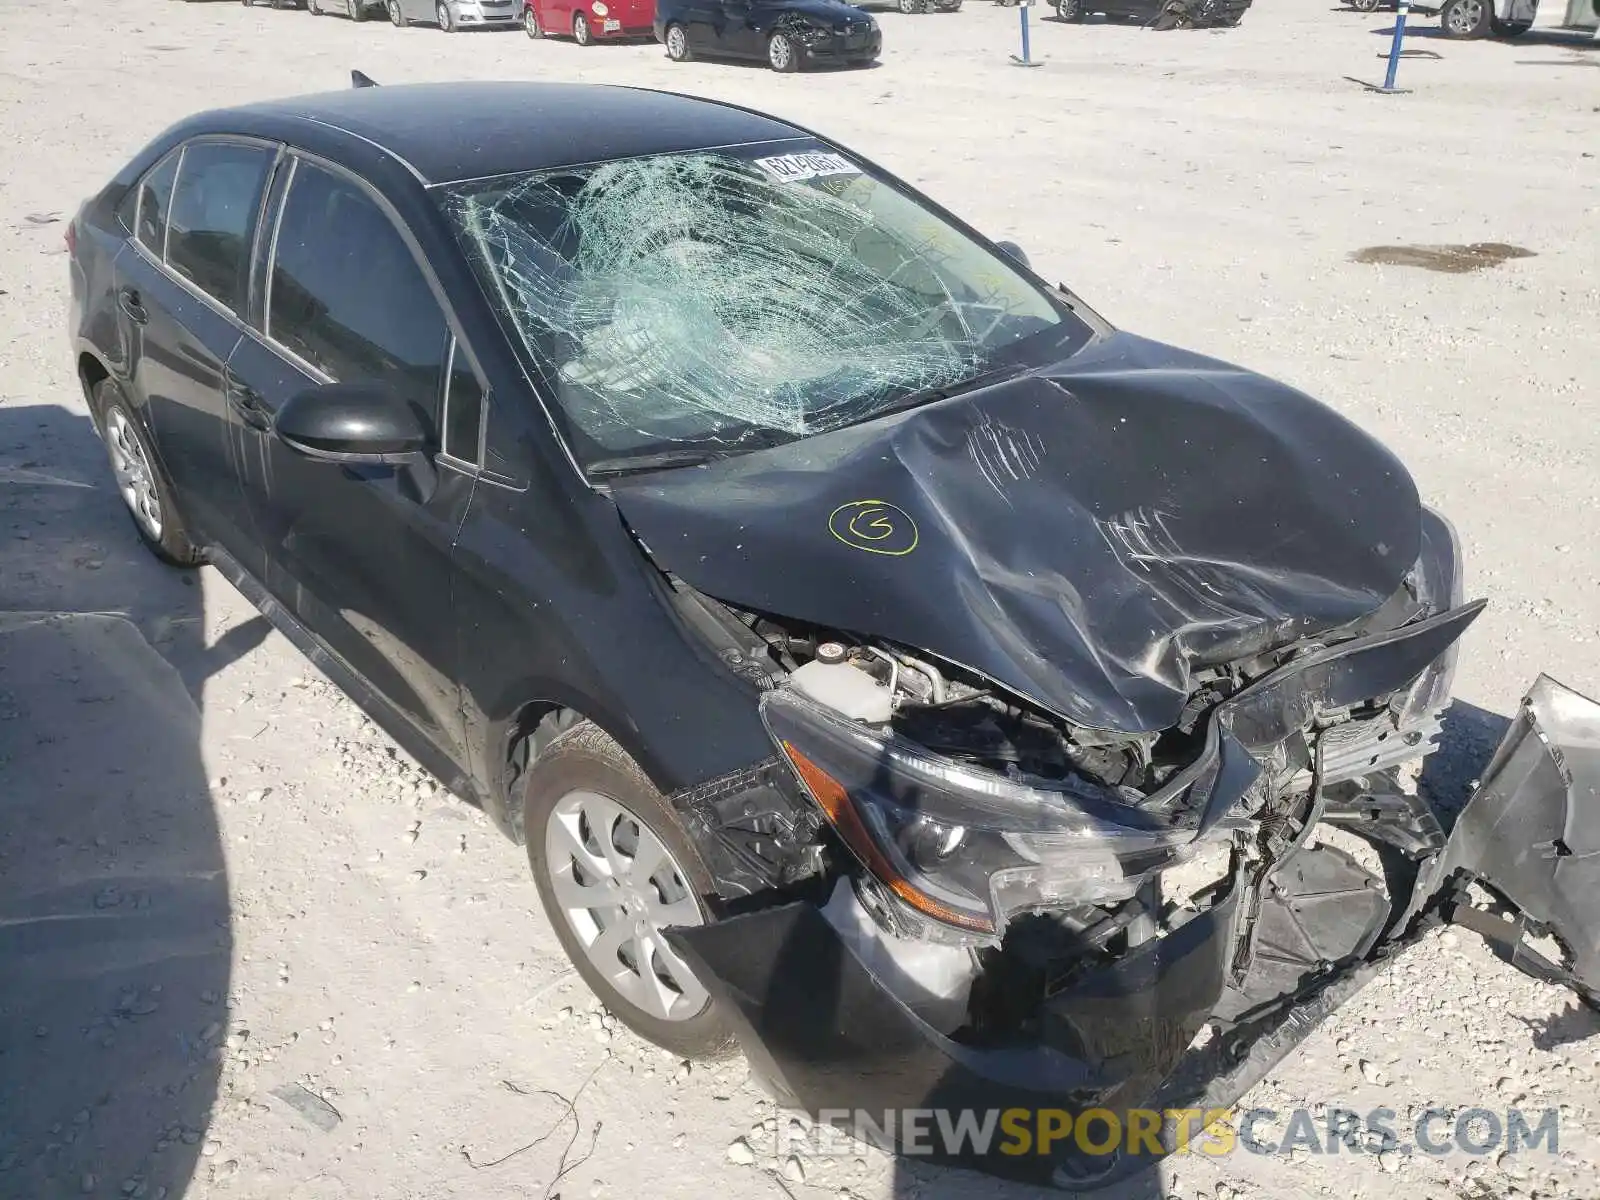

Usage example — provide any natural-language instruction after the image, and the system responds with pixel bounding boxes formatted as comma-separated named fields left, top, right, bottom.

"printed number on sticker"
left=754, top=152, right=858, bottom=183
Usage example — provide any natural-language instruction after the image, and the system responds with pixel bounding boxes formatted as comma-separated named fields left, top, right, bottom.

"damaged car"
left=67, top=77, right=1598, bottom=1188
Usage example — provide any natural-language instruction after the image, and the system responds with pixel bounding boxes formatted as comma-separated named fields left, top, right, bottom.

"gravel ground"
left=1, top=2, right=1598, bottom=1199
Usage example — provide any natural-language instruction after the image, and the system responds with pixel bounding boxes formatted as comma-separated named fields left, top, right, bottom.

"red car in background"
left=523, top=0, right=653, bottom=41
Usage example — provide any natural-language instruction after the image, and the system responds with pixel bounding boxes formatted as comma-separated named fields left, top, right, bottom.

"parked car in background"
left=387, top=0, right=521, bottom=28
left=307, top=0, right=387, bottom=19
left=1055, top=0, right=1249, bottom=26
left=523, top=0, right=654, bottom=42
left=852, top=0, right=959, bottom=14
left=655, top=0, right=880, bottom=69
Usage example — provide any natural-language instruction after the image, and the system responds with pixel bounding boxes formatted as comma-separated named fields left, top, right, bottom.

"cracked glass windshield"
left=440, top=142, right=1089, bottom=474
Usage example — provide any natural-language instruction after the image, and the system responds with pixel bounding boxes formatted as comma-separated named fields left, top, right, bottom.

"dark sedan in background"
left=65, top=77, right=1599, bottom=1189
left=656, top=0, right=880, bottom=69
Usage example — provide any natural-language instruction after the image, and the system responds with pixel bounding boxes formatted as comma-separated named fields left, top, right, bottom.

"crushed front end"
left=661, top=516, right=1543, bottom=1188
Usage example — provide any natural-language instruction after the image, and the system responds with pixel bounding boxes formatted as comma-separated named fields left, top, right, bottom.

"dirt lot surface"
left=2, top=2, right=1598, bottom=1198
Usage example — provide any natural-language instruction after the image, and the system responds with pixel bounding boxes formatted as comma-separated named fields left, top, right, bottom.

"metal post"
left=1010, top=0, right=1045, bottom=65
left=1382, top=0, right=1410, bottom=91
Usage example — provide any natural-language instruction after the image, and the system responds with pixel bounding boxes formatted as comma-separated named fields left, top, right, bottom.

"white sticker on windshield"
left=753, top=152, right=859, bottom=184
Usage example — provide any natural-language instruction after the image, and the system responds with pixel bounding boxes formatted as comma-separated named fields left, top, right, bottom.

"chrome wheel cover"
left=545, top=790, right=709, bottom=1022
left=666, top=24, right=686, bottom=55
left=769, top=33, right=791, bottom=67
left=106, top=408, right=162, bottom=541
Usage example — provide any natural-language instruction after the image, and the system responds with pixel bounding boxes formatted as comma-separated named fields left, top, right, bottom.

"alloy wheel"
left=768, top=31, right=793, bottom=68
left=665, top=23, right=688, bottom=57
left=438, top=1, right=454, bottom=27
left=105, top=407, right=163, bottom=542
left=573, top=10, right=591, bottom=42
left=1444, top=0, right=1483, bottom=32
left=389, top=0, right=404, bottom=23
left=524, top=5, right=541, bottom=34
left=544, top=790, right=709, bottom=1023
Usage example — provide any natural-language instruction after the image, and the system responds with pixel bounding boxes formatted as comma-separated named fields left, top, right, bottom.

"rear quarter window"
left=164, top=141, right=276, bottom=313
left=133, top=151, right=181, bottom=254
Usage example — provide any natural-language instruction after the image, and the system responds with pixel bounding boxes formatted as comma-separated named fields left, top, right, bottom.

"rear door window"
left=164, top=141, right=276, bottom=313
left=266, top=159, right=450, bottom=437
left=133, top=151, right=181, bottom=254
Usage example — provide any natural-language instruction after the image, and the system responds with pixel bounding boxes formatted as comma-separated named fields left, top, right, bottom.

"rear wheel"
left=347, top=0, right=367, bottom=20
left=1349, top=0, right=1381, bottom=10
left=1489, top=15, right=1533, bottom=32
left=1055, top=0, right=1080, bottom=16
left=93, top=383, right=202, bottom=568
left=524, top=722, right=736, bottom=1059
left=1440, top=0, right=1490, bottom=36
left=523, top=4, right=542, bottom=34
left=573, top=9, right=592, bottom=41
left=389, top=0, right=405, bottom=22
left=767, top=29, right=799, bottom=69
left=308, top=0, right=323, bottom=13
left=664, top=21, right=692, bottom=57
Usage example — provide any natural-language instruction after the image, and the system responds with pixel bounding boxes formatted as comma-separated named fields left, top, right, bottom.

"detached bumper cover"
left=1417, top=674, right=1600, bottom=1003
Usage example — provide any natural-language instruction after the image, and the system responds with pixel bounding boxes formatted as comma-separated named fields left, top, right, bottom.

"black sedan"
left=66, top=79, right=1596, bottom=1187
left=655, top=0, right=880, bottom=70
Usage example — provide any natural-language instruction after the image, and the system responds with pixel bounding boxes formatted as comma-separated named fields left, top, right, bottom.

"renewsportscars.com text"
left=760, top=1106, right=1561, bottom=1159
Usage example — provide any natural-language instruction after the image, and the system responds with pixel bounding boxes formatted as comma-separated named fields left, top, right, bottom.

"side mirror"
left=274, top=383, right=427, bottom=464
left=995, top=240, right=1031, bottom=270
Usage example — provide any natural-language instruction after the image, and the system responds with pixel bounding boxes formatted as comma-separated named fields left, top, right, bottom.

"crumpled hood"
left=610, top=332, right=1422, bottom=734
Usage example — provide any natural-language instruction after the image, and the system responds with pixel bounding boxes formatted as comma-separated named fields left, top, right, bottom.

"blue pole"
left=1020, top=2, right=1032, bottom=63
left=1383, top=0, right=1411, bottom=90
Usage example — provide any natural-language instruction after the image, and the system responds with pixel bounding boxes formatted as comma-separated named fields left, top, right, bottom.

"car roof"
left=218, top=81, right=815, bottom=185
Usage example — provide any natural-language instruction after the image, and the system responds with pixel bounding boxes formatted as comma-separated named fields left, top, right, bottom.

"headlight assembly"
left=761, top=688, right=1207, bottom=937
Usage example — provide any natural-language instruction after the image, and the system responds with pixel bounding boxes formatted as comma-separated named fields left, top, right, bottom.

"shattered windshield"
left=440, top=141, right=1088, bottom=473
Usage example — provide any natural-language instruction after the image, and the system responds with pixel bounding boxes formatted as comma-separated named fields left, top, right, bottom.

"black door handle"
left=221, top=366, right=273, bottom=431
left=117, top=287, right=148, bottom=325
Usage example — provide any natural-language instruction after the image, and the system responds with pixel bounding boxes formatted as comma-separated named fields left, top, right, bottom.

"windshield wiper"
left=587, top=448, right=721, bottom=479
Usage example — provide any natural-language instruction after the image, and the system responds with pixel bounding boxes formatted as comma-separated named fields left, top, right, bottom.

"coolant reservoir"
left=790, top=659, right=893, bottom=723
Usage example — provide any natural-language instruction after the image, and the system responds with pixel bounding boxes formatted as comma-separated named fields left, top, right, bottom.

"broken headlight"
left=761, top=688, right=1199, bottom=937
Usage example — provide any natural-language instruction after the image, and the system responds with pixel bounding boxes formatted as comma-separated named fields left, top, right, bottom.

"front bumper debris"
left=666, top=665, right=1600, bottom=1189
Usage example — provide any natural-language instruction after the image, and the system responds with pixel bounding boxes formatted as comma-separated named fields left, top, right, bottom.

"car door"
left=712, top=0, right=761, bottom=52
left=112, top=138, right=276, bottom=559
left=225, top=153, right=478, bottom=762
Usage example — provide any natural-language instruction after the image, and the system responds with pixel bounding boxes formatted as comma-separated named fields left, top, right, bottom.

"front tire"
left=389, top=0, right=405, bottom=23
left=308, top=0, right=323, bottom=14
left=92, top=383, right=202, bottom=568
left=1439, top=0, right=1490, bottom=36
left=1349, top=0, right=1381, bottom=9
left=523, top=4, right=542, bottom=34
left=437, top=0, right=455, bottom=27
left=767, top=29, right=799, bottom=69
left=1055, top=0, right=1081, bottom=16
left=572, top=9, right=592, bottom=42
left=347, top=0, right=367, bottom=20
left=664, top=21, right=693, bottom=57
left=523, top=722, right=736, bottom=1059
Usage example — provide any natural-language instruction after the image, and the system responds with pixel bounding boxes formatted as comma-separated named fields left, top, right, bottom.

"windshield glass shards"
left=440, top=143, right=1088, bottom=473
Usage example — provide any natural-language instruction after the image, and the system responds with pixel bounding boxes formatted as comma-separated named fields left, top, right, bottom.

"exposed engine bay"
left=666, top=578, right=1478, bottom=1046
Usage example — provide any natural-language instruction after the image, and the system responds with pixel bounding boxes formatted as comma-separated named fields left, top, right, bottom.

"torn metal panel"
left=1433, top=674, right=1600, bottom=999
left=609, top=330, right=1429, bottom=735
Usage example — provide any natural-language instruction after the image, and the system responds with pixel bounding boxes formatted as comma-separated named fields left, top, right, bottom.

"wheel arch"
left=490, top=691, right=674, bottom=846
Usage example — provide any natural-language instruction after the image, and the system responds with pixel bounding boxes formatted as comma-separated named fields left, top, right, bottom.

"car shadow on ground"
left=0, top=401, right=256, bottom=1198
left=1371, top=21, right=1600, bottom=45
